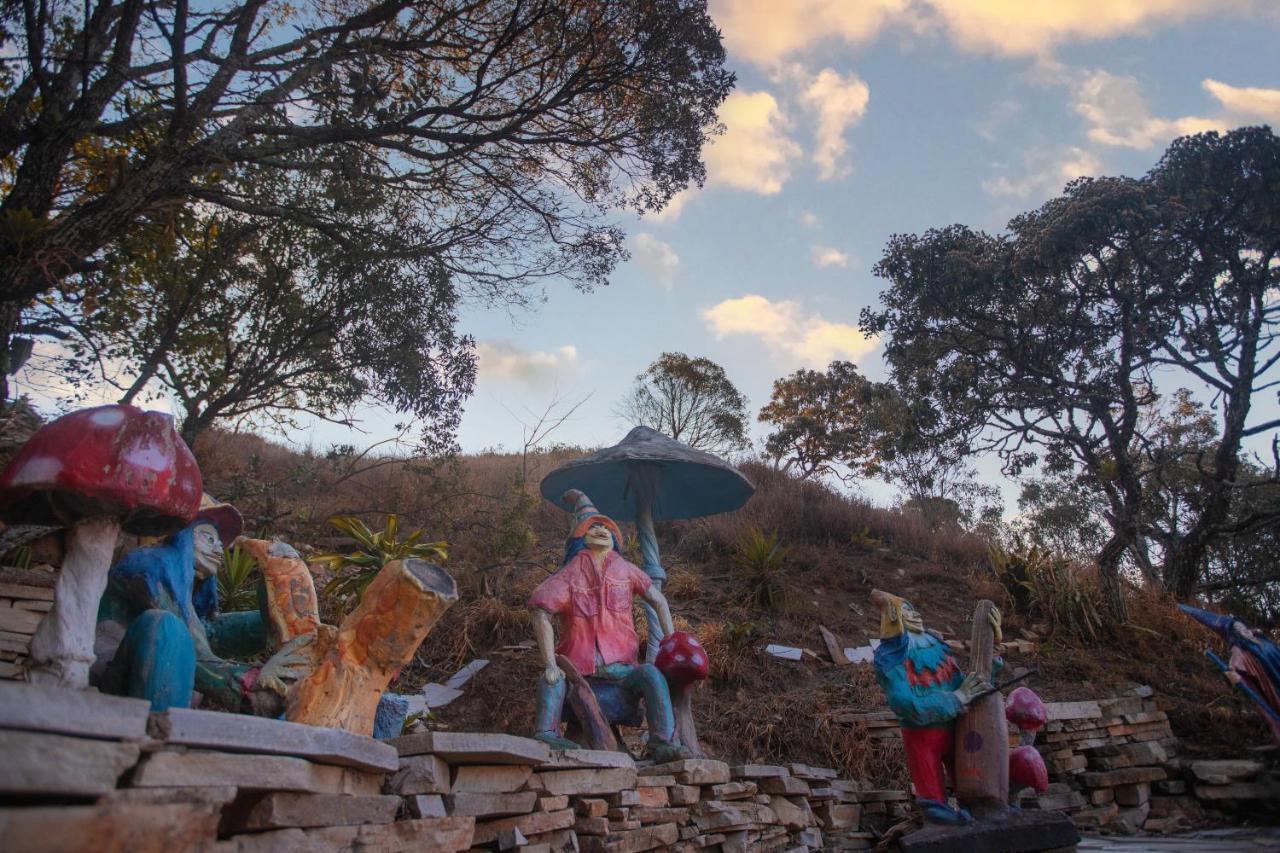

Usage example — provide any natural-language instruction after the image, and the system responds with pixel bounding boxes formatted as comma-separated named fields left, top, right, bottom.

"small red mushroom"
left=1005, top=686, right=1047, bottom=741
left=1009, top=745, right=1049, bottom=795
left=655, top=631, right=710, bottom=686
left=0, top=404, right=201, bottom=686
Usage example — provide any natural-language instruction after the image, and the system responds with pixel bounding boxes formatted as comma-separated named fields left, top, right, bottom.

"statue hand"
left=255, top=634, right=315, bottom=697
left=543, top=663, right=564, bottom=686
left=989, top=606, right=1002, bottom=644
left=1225, top=670, right=1243, bottom=687
left=954, top=671, right=990, bottom=707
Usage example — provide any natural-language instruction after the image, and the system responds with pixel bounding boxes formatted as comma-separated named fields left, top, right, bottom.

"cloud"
left=711, top=0, right=1255, bottom=65
left=701, top=295, right=877, bottom=367
left=799, top=69, right=870, bottom=180
left=631, top=233, right=679, bottom=289
left=476, top=341, right=579, bottom=389
left=647, top=188, right=695, bottom=223
left=798, top=210, right=821, bottom=228
left=1203, top=79, right=1280, bottom=124
left=983, top=145, right=1102, bottom=200
left=811, top=246, right=851, bottom=268
left=1074, top=70, right=1224, bottom=149
left=703, top=91, right=802, bottom=195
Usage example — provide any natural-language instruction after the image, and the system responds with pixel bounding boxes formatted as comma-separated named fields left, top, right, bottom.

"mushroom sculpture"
left=1006, top=686, right=1050, bottom=804
left=0, top=405, right=201, bottom=687
left=540, top=426, right=753, bottom=755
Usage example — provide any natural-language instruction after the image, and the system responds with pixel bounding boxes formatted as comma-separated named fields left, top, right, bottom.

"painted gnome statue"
left=94, top=497, right=313, bottom=713
left=870, top=589, right=1002, bottom=825
left=529, top=489, right=688, bottom=763
left=1181, top=605, right=1280, bottom=742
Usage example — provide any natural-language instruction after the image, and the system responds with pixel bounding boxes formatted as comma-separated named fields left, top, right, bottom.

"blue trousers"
left=113, top=609, right=196, bottom=711
left=536, top=661, right=675, bottom=742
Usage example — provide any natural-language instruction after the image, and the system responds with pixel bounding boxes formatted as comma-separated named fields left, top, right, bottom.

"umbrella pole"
left=635, top=497, right=666, bottom=663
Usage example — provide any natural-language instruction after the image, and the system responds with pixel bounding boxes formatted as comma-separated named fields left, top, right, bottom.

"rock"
left=529, top=828, right=581, bottom=853
left=577, top=798, right=609, bottom=818
left=635, top=786, right=670, bottom=807
left=580, top=821, right=678, bottom=853
left=669, top=784, right=700, bottom=806
left=0, top=680, right=151, bottom=741
left=445, top=659, right=489, bottom=689
left=787, top=763, right=837, bottom=781
left=767, top=795, right=814, bottom=830
left=218, top=816, right=475, bottom=852
left=899, top=809, right=1079, bottom=853
left=1079, top=766, right=1166, bottom=788
left=692, top=800, right=777, bottom=832
left=132, top=749, right=381, bottom=794
left=539, top=795, right=570, bottom=812
left=0, top=730, right=139, bottom=797
left=546, top=749, right=635, bottom=770
left=535, top=768, right=637, bottom=796
left=451, top=764, right=533, bottom=793
left=708, top=781, right=756, bottom=800
left=497, top=826, right=529, bottom=850
left=1034, top=790, right=1086, bottom=811
left=1110, top=801, right=1151, bottom=834
left=406, top=794, right=447, bottom=818
left=1043, top=701, right=1102, bottom=721
left=636, top=774, right=676, bottom=787
left=385, top=753, right=451, bottom=795
left=757, top=776, right=811, bottom=796
left=576, top=816, right=610, bottom=835
left=221, top=792, right=400, bottom=831
left=0, top=803, right=220, bottom=852
left=1115, top=782, right=1150, bottom=807
left=155, top=707, right=397, bottom=773
left=390, top=731, right=550, bottom=765
left=421, top=684, right=465, bottom=709
left=446, top=791, right=538, bottom=818
left=471, top=808, right=575, bottom=845
left=631, top=806, right=689, bottom=825
left=1189, top=759, right=1265, bottom=785
left=815, top=802, right=860, bottom=830
left=104, top=786, right=239, bottom=807
left=1194, top=781, right=1280, bottom=801
left=730, top=764, right=789, bottom=779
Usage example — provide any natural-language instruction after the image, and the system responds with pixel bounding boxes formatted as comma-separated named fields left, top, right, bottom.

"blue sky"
left=24, top=1, right=1280, bottom=505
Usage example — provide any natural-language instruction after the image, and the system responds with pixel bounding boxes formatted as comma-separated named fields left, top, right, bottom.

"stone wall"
left=0, top=567, right=54, bottom=678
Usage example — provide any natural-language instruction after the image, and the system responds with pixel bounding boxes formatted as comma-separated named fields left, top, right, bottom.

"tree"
left=0, top=0, right=734, bottom=397
left=758, top=360, right=880, bottom=481
left=861, top=127, right=1280, bottom=616
left=618, top=352, right=748, bottom=453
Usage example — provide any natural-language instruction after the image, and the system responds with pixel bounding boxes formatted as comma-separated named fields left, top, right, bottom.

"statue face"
left=899, top=600, right=925, bottom=634
left=1232, top=620, right=1257, bottom=643
left=193, top=523, right=223, bottom=580
left=584, top=521, right=613, bottom=552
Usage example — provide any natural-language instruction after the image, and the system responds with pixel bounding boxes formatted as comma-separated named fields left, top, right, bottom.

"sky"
left=22, top=0, right=1280, bottom=505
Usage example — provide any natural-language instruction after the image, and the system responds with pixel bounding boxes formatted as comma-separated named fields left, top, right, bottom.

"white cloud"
left=647, top=188, right=695, bottom=223
left=703, top=91, right=802, bottom=195
left=711, top=0, right=908, bottom=68
left=983, top=145, right=1102, bottom=200
left=1203, top=79, right=1280, bottom=124
left=701, top=294, right=877, bottom=367
left=1074, top=70, right=1225, bottom=150
left=811, top=246, right=851, bottom=268
left=798, top=210, right=821, bottom=228
left=799, top=69, right=870, bottom=180
left=631, top=233, right=679, bottom=290
left=476, top=341, right=579, bottom=389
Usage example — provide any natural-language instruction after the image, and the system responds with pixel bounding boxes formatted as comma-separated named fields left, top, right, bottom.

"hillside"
left=187, top=429, right=1273, bottom=788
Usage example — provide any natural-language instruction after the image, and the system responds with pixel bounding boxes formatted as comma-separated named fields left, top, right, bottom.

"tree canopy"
left=861, top=126, right=1280, bottom=614
left=618, top=352, right=749, bottom=454
left=758, top=360, right=880, bottom=482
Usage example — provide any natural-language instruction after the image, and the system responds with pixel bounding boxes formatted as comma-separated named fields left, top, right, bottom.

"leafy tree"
left=861, top=127, right=1280, bottom=615
left=313, top=514, right=448, bottom=613
left=1012, top=469, right=1111, bottom=559
left=758, top=360, right=880, bottom=481
left=618, top=352, right=749, bottom=454
left=0, top=0, right=734, bottom=398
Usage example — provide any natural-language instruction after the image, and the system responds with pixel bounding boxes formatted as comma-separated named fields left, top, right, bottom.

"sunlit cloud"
left=1203, top=79, right=1280, bottom=124
left=983, top=145, right=1102, bottom=200
left=811, top=246, right=851, bottom=268
left=476, top=341, right=580, bottom=390
left=701, top=294, right=877, bottom=367
left=799, top=68, right=870, bottom=180
left=711, top=0, right=908, bottom=68
left=631, top=233, right=679, bottom=290
left=1075, top=70, right=1225, bottom=150
left=703, top=91, right=802, bottom=195
left=647, top=188, right=695, bottom=223
left=798, top=210, right=821, bottom=228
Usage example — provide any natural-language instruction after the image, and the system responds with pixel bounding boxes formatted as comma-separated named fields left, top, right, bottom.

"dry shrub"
left=695, top=619, right=760, bottom=684
left=420, top=595, right=530, bottom=673
left=664, top=567, right=702, bottom=600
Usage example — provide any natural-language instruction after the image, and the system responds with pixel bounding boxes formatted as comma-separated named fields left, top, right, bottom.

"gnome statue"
left=1181, top=605, right=1280, bottom=743
left=528, top=489, right=687, bottom=763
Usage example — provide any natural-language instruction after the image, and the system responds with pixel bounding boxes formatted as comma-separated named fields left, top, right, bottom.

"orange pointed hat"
left=562, top=489, right=624, bottom=546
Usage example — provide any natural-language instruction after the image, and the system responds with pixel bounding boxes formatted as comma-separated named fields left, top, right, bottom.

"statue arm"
left=531, top=607, right=563, bottom=684
left=641, top=584, right=675, bottom=635
left=875, top=665, right=964, bottom=728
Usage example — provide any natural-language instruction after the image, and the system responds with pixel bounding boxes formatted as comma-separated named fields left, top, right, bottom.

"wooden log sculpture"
left=237, top=538, right=321, bottom=645
left=954, top=599, right=1009, bottom=817
left=287, top=559, right=457, bottom=735
left=556, top=654, right=620, bottom=752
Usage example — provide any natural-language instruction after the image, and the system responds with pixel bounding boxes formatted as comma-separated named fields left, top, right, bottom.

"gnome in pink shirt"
left=529, top=490, right=686, bottom=762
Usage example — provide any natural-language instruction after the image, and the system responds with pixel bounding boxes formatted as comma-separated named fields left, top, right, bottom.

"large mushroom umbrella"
left=0, top=405, right=202, bottom=687
left=540, top=427, right=753, bottom=757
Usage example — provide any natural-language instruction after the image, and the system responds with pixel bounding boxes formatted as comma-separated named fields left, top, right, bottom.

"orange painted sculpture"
left=237, top=537, right=321, bottom=644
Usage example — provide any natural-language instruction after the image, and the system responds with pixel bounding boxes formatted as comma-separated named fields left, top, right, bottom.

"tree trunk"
left=287, top=559, right=457, bottom=736
left=954, top=600, right=1008, bottom=818
left=1096, top=534, right=1130, bottom=623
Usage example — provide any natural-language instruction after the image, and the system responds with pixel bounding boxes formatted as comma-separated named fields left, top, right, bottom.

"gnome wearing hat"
left=529, top=489, right=686, bottom=762
left=94, top=496, right=312, bottom=713
left=1181, top=605, right=1280, bottom=743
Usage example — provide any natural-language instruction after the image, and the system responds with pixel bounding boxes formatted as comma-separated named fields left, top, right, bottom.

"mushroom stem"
left=26, top=516, right=121, bottom=687
left=635, top=496, right=667, bottom=662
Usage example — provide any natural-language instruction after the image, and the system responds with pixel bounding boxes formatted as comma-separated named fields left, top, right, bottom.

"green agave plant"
left=313, top=515, right=448, bottom=609
left=217, top=544, right=261, bottom=613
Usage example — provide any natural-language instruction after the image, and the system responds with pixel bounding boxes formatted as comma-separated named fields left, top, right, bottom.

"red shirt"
left=528, top=549, right=652, bottom=677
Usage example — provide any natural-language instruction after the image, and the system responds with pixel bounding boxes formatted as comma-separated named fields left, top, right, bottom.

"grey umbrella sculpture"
left=539, top=425, right=755, bottom=660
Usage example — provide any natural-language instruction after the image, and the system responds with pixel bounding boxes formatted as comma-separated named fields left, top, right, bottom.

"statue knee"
left=123, top=609, right=196, bottom=711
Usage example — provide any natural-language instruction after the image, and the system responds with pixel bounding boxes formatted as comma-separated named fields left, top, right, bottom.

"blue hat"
left=1179, top=604, right=1236, bottom=641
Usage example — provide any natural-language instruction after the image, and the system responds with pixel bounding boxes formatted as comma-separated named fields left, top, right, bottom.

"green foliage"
left=849, top=525, right=883, bottom=550
left=217, top=545, right=260, bottom=613
left=314, top=515, right=448, bottom=611
left=731, top=527, right=792, bottom=611
left=618, top=352, right=750, bottom=454
left=989, top=544, right=1106, bottom=643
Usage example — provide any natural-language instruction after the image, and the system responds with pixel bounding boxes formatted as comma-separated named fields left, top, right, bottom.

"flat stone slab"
left=544, top=748, right=636, bottom=770
left=0, top=680, right=151, bottom=741
left=221, top=792, right=400, bottom=831
left=153, top=707, right=397, bottom=773
left=132, top=749, right=381, bottom=795
left=900, top=810, right=1079, bottom=853
left=389, top=731, right=550, bottom=765
left=0, top=729, right=140, bottom=797
left=0, top=803, right=220, bottom=852
left=385, top=753, right=451, bottom=795
left=641, top=759, right=730, bottom=786
left=534, top=767, right=638, bottom=796
left=219, top=815, right=475, bottom=852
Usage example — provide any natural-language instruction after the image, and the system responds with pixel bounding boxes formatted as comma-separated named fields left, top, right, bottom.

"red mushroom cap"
left=655, top=631, right=710, bottom=686
left=1009, top=745, right=1049, bottom=793
left=1005, top=686, right=1047, bottom=733
left=0, top=404, right=202, bottom=535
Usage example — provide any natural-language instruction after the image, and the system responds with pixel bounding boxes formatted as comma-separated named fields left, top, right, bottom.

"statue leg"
left=902, top=725, right=970, bottom=825
left=618, top=663, right=684, bottom=762
left=534, top=674, right=581, bottom=750
left=114, top=609, right=196, bottom=712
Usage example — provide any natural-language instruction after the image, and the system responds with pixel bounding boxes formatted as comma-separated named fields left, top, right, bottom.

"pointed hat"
left=1179, top=604, right=1236, bottom=642
left=562, top=489, right=623, bottom=545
